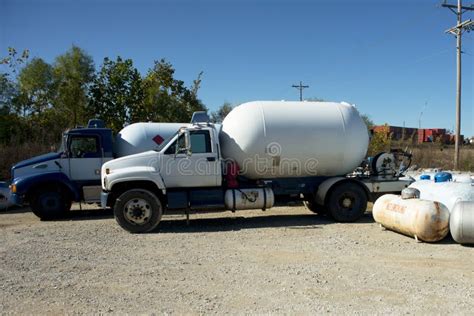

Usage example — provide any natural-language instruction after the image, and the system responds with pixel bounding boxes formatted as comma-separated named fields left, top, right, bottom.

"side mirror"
left=176, top=130, right=192, bottom=157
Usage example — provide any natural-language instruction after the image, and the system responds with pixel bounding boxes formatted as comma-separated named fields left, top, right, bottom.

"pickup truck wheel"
left=30, top=187, right=72, bottom=220
left=303, top=200, right=326, bottom=214
left=114, top=189, right=162, bottom=233
left=327, top=182, right=367, bottom=222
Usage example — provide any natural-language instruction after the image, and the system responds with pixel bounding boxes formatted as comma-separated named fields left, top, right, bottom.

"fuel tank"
left=373, top=194, right=450, bottom=242
left=220, top=101, right=369, bottom=179
left=224, top=188, right=274, bottom=211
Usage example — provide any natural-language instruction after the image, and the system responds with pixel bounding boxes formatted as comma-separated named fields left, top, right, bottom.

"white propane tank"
left=409, top=180, right=474, bottom=212
left=220, top=101, right=369, bottom=179
left=115, top=122, right=187, bottom=157
left=224, top=188, right=274, bottom=211
left=450, top=201, right=474, bottom=244
left=373, top=194, right=450, bottom=242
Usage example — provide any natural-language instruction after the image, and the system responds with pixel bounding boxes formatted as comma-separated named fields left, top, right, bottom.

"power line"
left=292, top=81, right=309, bottom=101
left=441, top=0, right=474, bottom=170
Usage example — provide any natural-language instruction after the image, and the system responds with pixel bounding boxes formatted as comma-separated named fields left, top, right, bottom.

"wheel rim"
left=124, top=198, right=152, bottom=225
left=40, top=193, right=61, bottom=211
left=338, top=193, right=355, bottom=210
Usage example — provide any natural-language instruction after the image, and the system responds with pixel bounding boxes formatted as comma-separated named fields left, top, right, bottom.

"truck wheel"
left=327, top=182, right=367, bottom=222
left=30, top=187, right=72, bottom=220
left=114, top=189, right=162, bottom=233
left=303, top=200, right=326, bottom=214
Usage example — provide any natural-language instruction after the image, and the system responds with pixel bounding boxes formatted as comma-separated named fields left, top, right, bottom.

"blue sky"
left=1, top=0, right=473, bottom=135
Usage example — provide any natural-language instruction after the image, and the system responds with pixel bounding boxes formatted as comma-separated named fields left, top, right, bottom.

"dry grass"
left=409, top=145, right=474, bottom=171
left=0, top=142, right=53, bottom=180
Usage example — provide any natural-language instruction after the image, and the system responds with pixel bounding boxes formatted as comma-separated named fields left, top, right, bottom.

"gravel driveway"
left=1, top=205, right=473, bottom=314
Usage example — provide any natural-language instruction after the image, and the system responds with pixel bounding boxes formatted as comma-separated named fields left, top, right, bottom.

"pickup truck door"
left=160, top=129, right=221, bottom=188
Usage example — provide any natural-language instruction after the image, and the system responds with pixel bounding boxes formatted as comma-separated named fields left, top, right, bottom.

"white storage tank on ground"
left=220, top=101, right=369, bottom=179
left=409, top=180, right=474, bottom=212
left=450, top=201, right=474, bottom=244
left=373, top=194, right=450, bottom=242
left=115, top=122, right=187, bottom=157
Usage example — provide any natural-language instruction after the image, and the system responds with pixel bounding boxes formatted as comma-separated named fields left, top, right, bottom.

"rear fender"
left=315, top=177, right=369, bottom=206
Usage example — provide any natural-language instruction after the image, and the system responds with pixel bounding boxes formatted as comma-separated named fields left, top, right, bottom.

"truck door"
left=161, top=129, right=221, bottom=188
left=67, top=134, right=103, bottom=184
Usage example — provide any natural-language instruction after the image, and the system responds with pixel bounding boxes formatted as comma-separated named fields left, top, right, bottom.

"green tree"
left=360, top=113, right=374, bottom=129
left=139, top=59, right=207, bottom=123
left=53, top=46, right=95, bottom=127
left=88, top=57, right=144, bottom=132
left=211, top=102, right=233, bottom=123
left=17, top=58, right=54, bottom=116
left=0, top=73, right=17, bottom=112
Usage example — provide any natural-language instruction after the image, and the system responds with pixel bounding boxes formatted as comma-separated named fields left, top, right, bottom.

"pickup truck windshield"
left=155, top=131, right=179, bottom=152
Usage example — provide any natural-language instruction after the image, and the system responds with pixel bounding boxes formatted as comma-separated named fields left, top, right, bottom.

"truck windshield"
left=155, top=131, right=179, bottom=152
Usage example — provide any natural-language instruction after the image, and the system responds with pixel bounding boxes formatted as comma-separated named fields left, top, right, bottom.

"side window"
left=69, top=136, right=100, bottom=158
left=190, top=130, right=211, bottom=154
left=164, top=131, right=212, bottom=155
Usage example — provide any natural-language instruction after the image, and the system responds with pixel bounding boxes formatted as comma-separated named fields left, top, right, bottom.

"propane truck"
left=101, top=101, right=414, bottom=233
left=7, top=120, right=186, bottom=218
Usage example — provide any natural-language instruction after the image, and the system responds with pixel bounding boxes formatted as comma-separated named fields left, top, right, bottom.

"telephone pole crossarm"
left=291, top=81, right=309, bottom=101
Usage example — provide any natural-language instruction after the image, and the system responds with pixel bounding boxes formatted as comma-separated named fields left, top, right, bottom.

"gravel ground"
left=1, top=205, right=473, bottom=314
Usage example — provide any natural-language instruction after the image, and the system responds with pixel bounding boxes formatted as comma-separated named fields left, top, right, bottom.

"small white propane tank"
left=373, top=194, right=450, bottom=242
left=450, top=201, right=474, bottom=244
left=224, top=188, right=274, bottom=211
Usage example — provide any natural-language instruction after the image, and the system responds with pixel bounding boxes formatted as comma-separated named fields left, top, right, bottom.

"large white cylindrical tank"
left=115, top=122, right=187, bottom=157
left=373, top=194, right=450, bottom=242
left=409, top=180, right=474, bottom=212
left=220, top=101, right=369, bottom=179
left=450, top=201, right=474, bottom=244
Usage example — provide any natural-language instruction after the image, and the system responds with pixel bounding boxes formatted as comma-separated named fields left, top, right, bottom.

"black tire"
left=30, top=186, right=72, bottom=220
left=114, top=189, right=162, bottom=233
left=327, top=182, right=367, bottom=222
left=303, top=200, right=326, bottom=214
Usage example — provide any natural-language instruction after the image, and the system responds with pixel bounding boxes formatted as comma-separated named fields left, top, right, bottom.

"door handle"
left=207, top=157, right=216, bottom=162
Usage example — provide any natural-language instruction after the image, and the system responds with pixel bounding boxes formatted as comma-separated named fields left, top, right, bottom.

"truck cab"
left=10, top=120, right=114, bottom=219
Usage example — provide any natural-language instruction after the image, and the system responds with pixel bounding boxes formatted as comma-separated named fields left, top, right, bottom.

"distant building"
left=372, top=125, right=462, bottom=145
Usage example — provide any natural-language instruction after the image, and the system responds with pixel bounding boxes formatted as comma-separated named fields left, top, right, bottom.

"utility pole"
left=292, top=81, right=309, bottom=101
left=441, top=0, right=474, bottom=170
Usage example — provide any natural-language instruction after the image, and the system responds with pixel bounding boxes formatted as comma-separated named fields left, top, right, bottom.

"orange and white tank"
left=373, top=194, right=450, bottom=242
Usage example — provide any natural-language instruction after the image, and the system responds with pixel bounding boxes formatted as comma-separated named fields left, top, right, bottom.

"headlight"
left=9, top=184, right=17, bottom=193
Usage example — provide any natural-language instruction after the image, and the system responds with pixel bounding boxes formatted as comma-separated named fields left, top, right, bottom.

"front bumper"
left=101, top=191, right=109, bottom=209
left=10, top=193, right=24, bottom=206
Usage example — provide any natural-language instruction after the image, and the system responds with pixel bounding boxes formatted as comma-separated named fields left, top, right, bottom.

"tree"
left=0, top=73, right=17, bottom=113
left=360, top=114, right=374, bottom=129
left=0, top=47, right=30, bottom=74
left=139, top=59, right=207, bottom=123
left=17, top=58, right=54, bottom=116
left=53, top=46, right=95, bottom=127
left=211, top=102, right=233, bottom=123
left=88, top=57, right=144, bottom=132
